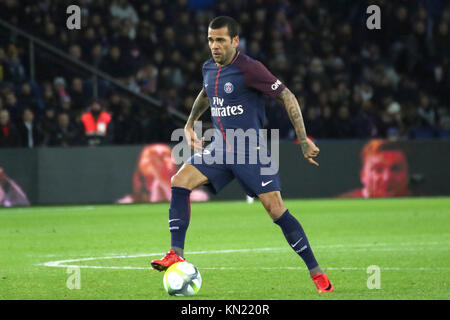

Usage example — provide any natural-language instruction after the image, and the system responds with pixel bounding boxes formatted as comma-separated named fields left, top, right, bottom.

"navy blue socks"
left=274, top=209, right=319, bottom=271
left=169, top=186, right=192, bottom=255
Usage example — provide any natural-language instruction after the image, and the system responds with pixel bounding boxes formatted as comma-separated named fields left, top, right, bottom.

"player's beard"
left=212, top=52, right=225, bottom=64
left=213, top=49, right=233, bottom=65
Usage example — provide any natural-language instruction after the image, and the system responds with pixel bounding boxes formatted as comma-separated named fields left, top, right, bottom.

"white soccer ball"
left=163, top=261, right=202, bottom=296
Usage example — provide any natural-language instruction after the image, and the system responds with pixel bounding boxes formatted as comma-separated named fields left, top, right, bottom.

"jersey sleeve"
left=241, top=59, right=286, bottom=98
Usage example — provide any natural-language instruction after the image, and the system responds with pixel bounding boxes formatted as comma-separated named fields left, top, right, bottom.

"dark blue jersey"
left=202, top=51, right=286, bottom=153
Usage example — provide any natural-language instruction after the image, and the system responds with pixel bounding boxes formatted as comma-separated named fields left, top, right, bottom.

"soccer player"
left=151, top=16, right=334, bottom=293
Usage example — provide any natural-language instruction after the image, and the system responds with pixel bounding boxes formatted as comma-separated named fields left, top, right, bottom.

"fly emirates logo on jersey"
left=211, top=97, right=244, bottom=117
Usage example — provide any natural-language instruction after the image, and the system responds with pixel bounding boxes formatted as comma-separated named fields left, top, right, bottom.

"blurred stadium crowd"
left=0, top=0, right=449, bottom=148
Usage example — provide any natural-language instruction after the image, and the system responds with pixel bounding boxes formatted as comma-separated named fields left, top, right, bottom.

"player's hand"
left=299, top=139, right=320, bottom=166
left=184, top=126, right=204, bottom=152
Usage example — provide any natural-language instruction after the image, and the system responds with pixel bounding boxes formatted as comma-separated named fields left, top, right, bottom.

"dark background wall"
left=36, top=146, right=142, bottom=204
left=1, top=140, right=449, bottom=206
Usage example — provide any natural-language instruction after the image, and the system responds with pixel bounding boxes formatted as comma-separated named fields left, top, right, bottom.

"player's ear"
left=232, top=36, right=239, bottom=48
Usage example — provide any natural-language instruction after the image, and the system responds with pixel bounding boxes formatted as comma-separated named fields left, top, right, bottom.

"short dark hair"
left=208, top=16, right=240, bottom=38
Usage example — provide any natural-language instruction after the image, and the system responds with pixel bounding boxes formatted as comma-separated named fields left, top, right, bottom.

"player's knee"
left=265, top=202, right=286, bottom=220
left=263, top=198, right=286, bottom=219
left=260, top=192, right=286, bottom=219
left=171, top=173, right=190, bottom=189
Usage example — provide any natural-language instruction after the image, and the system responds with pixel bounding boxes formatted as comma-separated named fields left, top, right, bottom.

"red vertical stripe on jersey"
left=214, top=65, right=231, bottom=152
left=214, top=65, right=231, bottom=151
left=217, top=117, right=232, bottom=152
left=214, top=65, right=222, bottom=97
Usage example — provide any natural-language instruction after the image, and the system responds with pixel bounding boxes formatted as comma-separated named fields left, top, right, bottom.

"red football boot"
left=312, top=273, right=334, bottom=293
left=151, top=249, right=185, bottom=271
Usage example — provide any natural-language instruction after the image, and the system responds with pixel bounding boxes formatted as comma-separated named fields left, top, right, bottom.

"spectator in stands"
left=17, top=83, right=38, bottom=113
left=408, top=92, right=440, bottom=139
left=81, top=99, right=113, bottom=146
left=65, top=45, right=86, bottom=80
left=112, top=97, right=140, bottom=144
left=181, top=95, right=194, bottom=116
left=434, top=21, right=450, bottom=56
left=417, top=92, right=438, bottom=127
left=0, top=109, right=21, bottom=148
left=68, top=44, right=82, bottom=61
left=80, top=27, right=98, bottom=56
left=69, top=77, right=89, bottom=111
left=0, top=47, right=10, bottom=82
left=352, top=100, right=382, bottom=139
left=6, top=44, right=26, bottom=85
left=59, top=96, right=74, bottom=119
left=57, top=30, right=70, bottom=51
left=106, top=91, right=122, bottom=115
left=304, top=107, right=323, bottom=139
left=40, top=82, right=58, bottom=110
left=39, top=106, right=57, bottom=143
left=16, top=107, right=43, bottom=148
left=381, top=97, right=404, bottom=140
left=136, top=21, right=158, bottom=56
left=109, top=0, right=139, bottom=26
left=3, top=89, right=21, bottom=120
left=89, top=43, right=104, bottom=68
left=48, top=112, right=82, bottom=147
left=335, top=105, right=354, bottom=138
left=100, top=45, right=132, bottom=80
left=322, top=106, right=337, bottom=138
left=136, top=64, right=158, bottom=94
left=43, top=21, right=58, bottom=47
left=53, top=77, right=70, bottom=104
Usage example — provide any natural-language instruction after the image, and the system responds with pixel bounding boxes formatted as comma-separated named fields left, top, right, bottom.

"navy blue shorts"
left=186, top=147, right=281, bottom=198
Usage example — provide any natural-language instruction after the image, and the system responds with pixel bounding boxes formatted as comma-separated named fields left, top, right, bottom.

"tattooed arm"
left=277, top=87, right=320, bottom=166
left=184, top=89, right=210, bottom=150
left=186, top=89, right=210, bottom=128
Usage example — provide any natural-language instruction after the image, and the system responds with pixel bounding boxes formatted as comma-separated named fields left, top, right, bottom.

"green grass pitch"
left=0, top=197, right=449, bottom=300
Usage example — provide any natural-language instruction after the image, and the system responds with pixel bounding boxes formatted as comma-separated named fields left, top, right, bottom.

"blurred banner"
left=1, top=139, right=449, bottom=206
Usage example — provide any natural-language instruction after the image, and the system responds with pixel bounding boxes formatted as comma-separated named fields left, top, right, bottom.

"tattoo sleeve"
left=186, top=89, right=210, bottom=128
left=277, top=88, right=308, bottom=141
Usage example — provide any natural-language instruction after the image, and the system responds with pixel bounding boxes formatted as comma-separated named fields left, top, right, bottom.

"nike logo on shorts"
left=261, top=180, right=273, bottom=187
